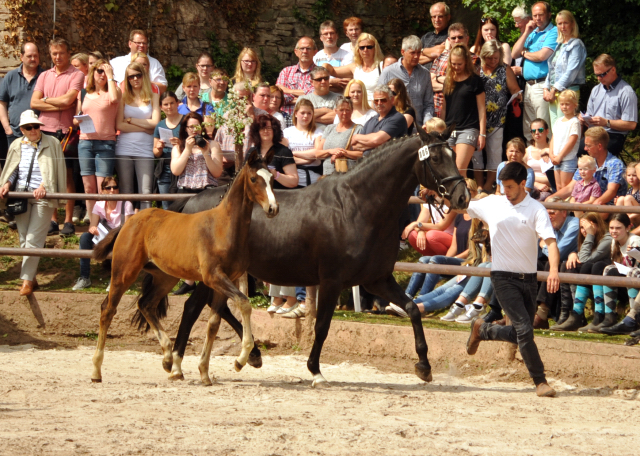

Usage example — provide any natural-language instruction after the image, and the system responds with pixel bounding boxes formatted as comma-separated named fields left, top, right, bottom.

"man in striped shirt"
left=276, top=37, right=317, bottom=116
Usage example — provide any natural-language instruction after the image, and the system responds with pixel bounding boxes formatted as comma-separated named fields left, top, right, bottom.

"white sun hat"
left=19, top=109, right=45, bottom=127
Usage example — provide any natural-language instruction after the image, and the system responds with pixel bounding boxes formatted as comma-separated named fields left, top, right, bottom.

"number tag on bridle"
left=418, top=145, right=431, bottom=161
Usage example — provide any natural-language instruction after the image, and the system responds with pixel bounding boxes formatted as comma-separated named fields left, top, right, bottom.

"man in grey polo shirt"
left=580, top=54, right=638, bottom=156
left=0, top=42, right=43, bottom=161
left=297, top=67, right=340, bottom=130
left=379, top=35, right=434, bottom=127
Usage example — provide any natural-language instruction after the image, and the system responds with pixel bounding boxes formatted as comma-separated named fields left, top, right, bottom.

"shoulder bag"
left=6, top=146, right=38, bottom=215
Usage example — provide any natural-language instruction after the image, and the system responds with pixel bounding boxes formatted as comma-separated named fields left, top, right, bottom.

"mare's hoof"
left=91, top=378, right=102, bottom=383
left=162, top=359, right=173, bottom=373
left=415, top=364, right=433, bottom=383
left=168, top=373, right=184, bottom=381
left=247, top=353, right=263, bottom=369
left=234, top=360, right=244, bottom=372
left=311, top=375, right=329, bottom=388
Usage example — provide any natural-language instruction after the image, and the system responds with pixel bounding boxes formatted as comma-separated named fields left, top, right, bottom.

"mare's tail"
left=131, top=273, right=169, bottom=333
left=93, top=226, right=123, bottom=261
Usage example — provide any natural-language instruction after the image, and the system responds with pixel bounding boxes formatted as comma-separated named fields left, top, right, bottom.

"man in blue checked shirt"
left=546, top=127, right=626, bottom=205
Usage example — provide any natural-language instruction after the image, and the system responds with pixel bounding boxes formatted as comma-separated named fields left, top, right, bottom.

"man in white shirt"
left=110, top=29, right=167, bottom=92
left=313, top=21, right=352, bottom=93
left=465, top=162, right=560, bottom=397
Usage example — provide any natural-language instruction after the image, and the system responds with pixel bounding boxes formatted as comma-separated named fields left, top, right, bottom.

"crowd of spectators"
left=0, top=2, right=639, bottom=333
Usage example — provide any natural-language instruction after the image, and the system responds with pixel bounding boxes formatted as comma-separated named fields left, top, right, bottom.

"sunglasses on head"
left=127, top=73, right=143, bottom=81
left=313, top=76, right=330, bottom=82
left=481, top=17, right=491, bottom=24
left=104, top=185, right=119, bottom=190
left=359, top=45, right=374, bottom=50
left=23, top=124, right=40, bottom=131
left=531, top=127, right=545, bottom=133
left=389, top=89, right=397, bottom=96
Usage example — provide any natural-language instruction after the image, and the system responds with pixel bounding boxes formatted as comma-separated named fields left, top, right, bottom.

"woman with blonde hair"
left=441, top=44, right=486, bottom=174
left=129, top=52, right=161, bottom=94
left=543, top=10, right=586, bottom=129
left=175, top=52, right=215, bottom=100
left=71, top=53, right=89, bottom=76
left=339, top=79, right=376, bottom=125
left=322, top=33, right=384, bottom=103
left=282, top=99, right=323, bottom=187
left=233, top=48, right=262, bottom=88
left=115, top=62, right=160, bottom=210
left=387, top=78, right=416, bottom=134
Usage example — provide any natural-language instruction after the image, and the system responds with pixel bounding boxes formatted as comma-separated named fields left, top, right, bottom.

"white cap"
left=19, top=109, right=45, bottom=127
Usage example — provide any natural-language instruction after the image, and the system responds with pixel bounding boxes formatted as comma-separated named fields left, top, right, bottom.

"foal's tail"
left=131, top=273, right=169, bottom=333
left=93, top=226, right=123, bottom=261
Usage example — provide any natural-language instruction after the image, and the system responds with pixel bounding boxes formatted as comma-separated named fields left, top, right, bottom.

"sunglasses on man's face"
left=359, top=45, right=374, bottom=50
left=313, top=76, right=330, bottom=82
left=595, top=67, right=613, bottom=78
left=104, top=185, right=119, bottom=190
left=531, top=128, right=545, bottom=133
left=127, top=73, right=143, bottom=81
left=23, top=124, right=40, bottom=131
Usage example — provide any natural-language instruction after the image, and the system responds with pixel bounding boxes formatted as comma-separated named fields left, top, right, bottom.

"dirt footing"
left=1, top=290, right=639, bottom=389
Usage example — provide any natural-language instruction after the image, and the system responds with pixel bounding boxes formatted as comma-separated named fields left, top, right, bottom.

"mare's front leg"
left=307, top=281, right=341, bottom=388
left=365, top=275, right=432, bottom=382
left=170, top=282, right=212, bottom=380
left=205, top=269, right=254, bottom=373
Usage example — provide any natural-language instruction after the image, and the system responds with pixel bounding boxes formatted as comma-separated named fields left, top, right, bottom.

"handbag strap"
left=344, top=125, right=358, bottom=151
left=23, top=142, right=39, bottom=190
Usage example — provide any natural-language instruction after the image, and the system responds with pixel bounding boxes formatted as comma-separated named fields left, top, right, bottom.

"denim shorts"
left=446, top=128, right=479, bottom=148
left=554, top=157, right=578, bottom=174
left=78, top=139, right=116, bottom=177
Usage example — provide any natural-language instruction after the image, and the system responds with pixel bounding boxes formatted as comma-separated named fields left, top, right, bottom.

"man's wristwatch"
left=606, top=119, right=611, bottom=128
left=42, top=96, right=48, bottom=103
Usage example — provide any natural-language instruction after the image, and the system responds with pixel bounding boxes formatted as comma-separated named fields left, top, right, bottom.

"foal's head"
left=241, top=148, right=279, bottom=217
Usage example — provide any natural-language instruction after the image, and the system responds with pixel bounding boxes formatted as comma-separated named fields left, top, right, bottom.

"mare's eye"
left=250, top=177, right=257, bottom=183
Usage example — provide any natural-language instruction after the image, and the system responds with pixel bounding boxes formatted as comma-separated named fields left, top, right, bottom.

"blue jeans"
left=415, top=276, right=469, bottom=311
left=157, top=160, right=172, bottom=210
left=459, top=262, right=493, bottom=301
left=405, top=256, right=464, bottom=298
left=78, top=139, right=116, bottom=177
left=295, top=286, right=306, bottom=301
left=79, top=231, right=94, bottom=278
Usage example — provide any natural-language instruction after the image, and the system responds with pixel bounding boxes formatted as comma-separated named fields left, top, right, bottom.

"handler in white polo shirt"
left=464, top=161, right=560, bottom=397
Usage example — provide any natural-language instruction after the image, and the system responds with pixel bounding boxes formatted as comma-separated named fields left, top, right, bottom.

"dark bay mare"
left=89, top=149, right=279, bottom=384
left=169, top=125, right=469, bottom=386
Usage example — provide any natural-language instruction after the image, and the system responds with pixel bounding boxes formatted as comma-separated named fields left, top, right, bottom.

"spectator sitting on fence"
left=616, top=162, right=640, bottom=230
left=569, top=155, right=602, bottom=217
left=72, top=176, right=134, bottom=291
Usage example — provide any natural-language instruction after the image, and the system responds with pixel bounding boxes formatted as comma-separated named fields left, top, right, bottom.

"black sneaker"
left=48, top=221, right=59, bottom=235
left=60, top=222, right=75, bottom=237
left=173, top=281, right=196, bottom=295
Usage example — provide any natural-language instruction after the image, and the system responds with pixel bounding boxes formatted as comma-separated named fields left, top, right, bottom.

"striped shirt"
left=276, top=63, right=316, bottom=116
left=9, top=139, right=43, bottom=190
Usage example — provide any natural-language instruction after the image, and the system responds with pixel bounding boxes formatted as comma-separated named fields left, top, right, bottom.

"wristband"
left=479, top=134, right=486, bottom=137
left=275, top=171, right=280, bottom=179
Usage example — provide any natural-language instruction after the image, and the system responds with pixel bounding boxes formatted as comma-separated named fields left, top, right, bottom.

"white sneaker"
left=440, top=303, right=465, bottom=321
left=277, top=302, right=299, bottom=315
left=267, top=304, right=283, bottom=313
left=385, top=303, right=409, bottom=318
left=455, top=305, right=483, bottom=323
left=72, top=276, right=92, bottom=290
left=72, top=206, right=84, bottom=224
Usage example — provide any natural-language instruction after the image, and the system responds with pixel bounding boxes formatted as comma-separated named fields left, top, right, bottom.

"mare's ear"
left=441, top=123, right=456, bottom=141
left=415, top=122, right=432, bottom=143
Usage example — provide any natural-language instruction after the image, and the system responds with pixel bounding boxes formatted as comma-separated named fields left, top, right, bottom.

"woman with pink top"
left=76, top=59, right=120, bottom=217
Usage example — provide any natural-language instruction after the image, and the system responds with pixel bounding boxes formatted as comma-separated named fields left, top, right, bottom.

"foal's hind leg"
left=92, top=265, right=142, bottom=382
left=197, top=292, right=227, bottom=385
left=136, top=269, right=180, bottom=373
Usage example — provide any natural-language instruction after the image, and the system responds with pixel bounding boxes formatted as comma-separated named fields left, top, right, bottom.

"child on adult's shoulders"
left=570, top=155, right=602, bottom=217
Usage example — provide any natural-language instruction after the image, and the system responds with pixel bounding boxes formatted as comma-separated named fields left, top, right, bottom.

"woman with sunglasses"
left=339, top=79, right=376, bottom=125
left=322, top=33, right=384, bottom=103
left=232, top=48, right=263, bottom=88
left=115, top=62, right=160, bottom=210
left=127, top=52, right=161, bottom=94
left=470, top=17, right=512, bottom=65
left=387, top=78, right=416, bottom=134
left=76, top=59, right=120, bottom=222
left=72, top=176, right=134, bottom=291
left=0, top=110, right=67, bottom=296
left=543, top=10, right=586, bottom=131
left=175, top=52, right=215, bottom=100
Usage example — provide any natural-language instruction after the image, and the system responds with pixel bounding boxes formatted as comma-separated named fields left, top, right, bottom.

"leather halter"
left=418, top=141, right=466, bottom=218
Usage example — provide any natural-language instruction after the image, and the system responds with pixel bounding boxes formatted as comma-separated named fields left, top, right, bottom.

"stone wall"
left=0, top=0, right=481, bottom=76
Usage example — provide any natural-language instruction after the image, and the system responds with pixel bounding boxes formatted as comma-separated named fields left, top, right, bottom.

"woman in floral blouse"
left=473, top=40, right=521, bottom=193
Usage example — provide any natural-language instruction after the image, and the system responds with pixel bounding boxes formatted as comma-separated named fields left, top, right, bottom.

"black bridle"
left=418, top=141, right=467, bottom=219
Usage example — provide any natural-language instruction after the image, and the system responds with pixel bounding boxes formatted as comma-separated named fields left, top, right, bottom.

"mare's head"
left=240, top=148, right=279, bottom=217
left=414, top=123, right=470, bottom=210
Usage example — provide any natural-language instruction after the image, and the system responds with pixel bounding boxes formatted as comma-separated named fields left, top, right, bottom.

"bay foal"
left=90, top=148, right=278, bottom=384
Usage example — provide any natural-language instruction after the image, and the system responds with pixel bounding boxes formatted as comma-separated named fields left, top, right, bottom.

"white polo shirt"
left=467, top=194, right=555, bottom=274
left=313, top=47, right=354, bottom=68
left=110, top=53, right=167, bottom=86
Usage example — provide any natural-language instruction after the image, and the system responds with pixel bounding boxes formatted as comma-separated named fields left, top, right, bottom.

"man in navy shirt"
left=351, top=85, right=407, bottom=155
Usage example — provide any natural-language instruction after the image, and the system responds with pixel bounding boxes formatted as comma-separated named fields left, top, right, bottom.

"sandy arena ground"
left=1, top=345, right=639, bottom=456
